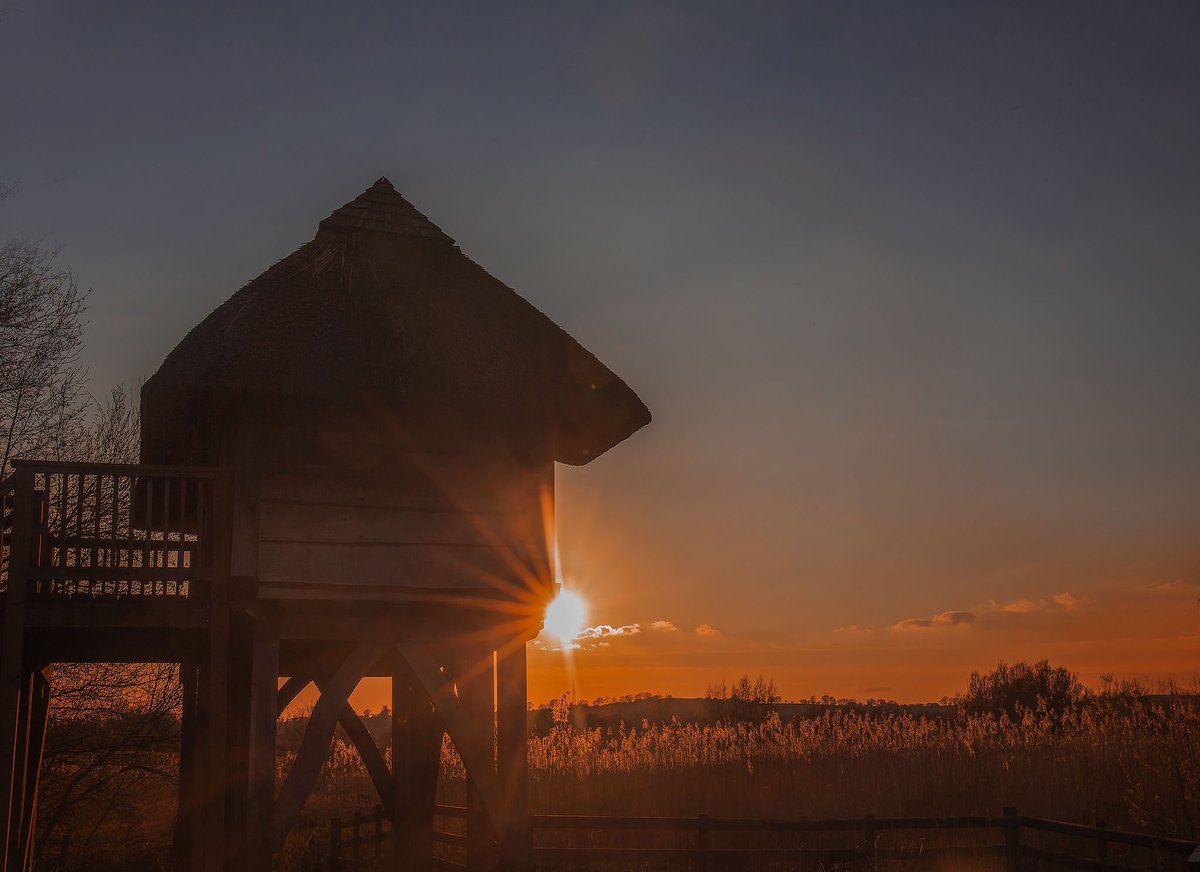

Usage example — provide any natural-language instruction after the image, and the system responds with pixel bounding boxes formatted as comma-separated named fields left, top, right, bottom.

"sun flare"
left=544, top=588, right=588, bottom=644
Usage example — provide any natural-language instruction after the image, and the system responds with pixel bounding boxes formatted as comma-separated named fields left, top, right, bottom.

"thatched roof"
left=140, top=178, right=650, bottom=466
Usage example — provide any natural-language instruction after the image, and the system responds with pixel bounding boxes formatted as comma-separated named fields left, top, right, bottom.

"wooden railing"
left=1, top=460, right=225, bottom=601
left=330, top=804, right=391, bottom=867
left=329, top=805, right=1200, bottom=871
left=328, top=804, right=466, bottom=870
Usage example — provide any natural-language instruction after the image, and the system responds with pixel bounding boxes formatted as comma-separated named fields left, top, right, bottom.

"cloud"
left=834, top=624, right=872, bottom=635
left=1136, top=579, right=1199, bottom=594
left=987, top=591, right=1091, bottom=614
left=1001, top=599, right=1039, bottom=613
left=578, top=623, right=642, bottom=640
left=649, top=620, right=679, bottom=632
left=1052, top=591, right=1087, bottom=609
left=892, top=610, right=977, bottom=631
left=694, top=624, right=721, bottom=636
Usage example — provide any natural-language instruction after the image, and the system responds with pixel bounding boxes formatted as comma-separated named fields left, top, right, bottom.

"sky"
left=2, top=1, right=1198, bottom=704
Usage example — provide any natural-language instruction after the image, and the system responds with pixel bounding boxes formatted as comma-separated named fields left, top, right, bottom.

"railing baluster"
left=142, top=476, right=152, bottom=577
left=54, top=473, right=64, bottom=593
left=74, top=472, right=83, bottom=592
left=178, top=477, right=188, bottom=594
left=125, top=474, right=136, bottom=587
left=162, top=476, right=172, bottom=596
left=92, top=473, right=101, bottom=592
left=110, top=473, right=119, bottom=589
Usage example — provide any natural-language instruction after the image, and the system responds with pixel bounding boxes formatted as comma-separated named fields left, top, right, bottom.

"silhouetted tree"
left=959, top=659, right=1085, bottom=718
left=705, top=674, right=781, bottom=722
left=0, top=238, right=89, bottom=474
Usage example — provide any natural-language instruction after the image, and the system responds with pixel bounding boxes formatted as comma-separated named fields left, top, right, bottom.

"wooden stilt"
left=6, top=671, right=32, bottom=869
left=462, top=651, right=497, bottom=872
left=0, top=469, right=34, bottom=872
left=496, top=645, right=530, bottom=872
left=14, top=671, right=49, bottom=872
left=177, top=660, right=202, bottom=872
left=391, top=662, right=441, bottom=871
left=198, top=473, right=235, bottom=872
left=245, top=622, right=279, bottom=871
left=225, top=619, right=252, bottom=864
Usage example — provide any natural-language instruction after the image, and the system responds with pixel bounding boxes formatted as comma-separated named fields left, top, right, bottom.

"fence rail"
left=329, top=805, right=1200, bottom=871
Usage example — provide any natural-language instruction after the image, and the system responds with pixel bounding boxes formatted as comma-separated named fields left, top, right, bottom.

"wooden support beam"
left=496, top=645, right=530, bottom=872
left=276, top=674, right=311, bottom=716
left=397, top=643, right=506, bottom=838
left=269, top=641, right=387, bottom=851
left=391, top=662, right=442, bottom=871
left=310, top=675, right=393, bottom=816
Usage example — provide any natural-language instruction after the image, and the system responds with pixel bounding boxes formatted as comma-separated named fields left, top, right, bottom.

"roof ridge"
left=319, top=178, right=455, bottom=243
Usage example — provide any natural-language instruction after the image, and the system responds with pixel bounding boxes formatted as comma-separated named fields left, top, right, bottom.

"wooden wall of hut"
left=168, top=394, right=558, bottom=606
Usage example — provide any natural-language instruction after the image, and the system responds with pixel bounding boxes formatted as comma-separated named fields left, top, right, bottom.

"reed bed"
left=294, top=694, right=1199, bottom=851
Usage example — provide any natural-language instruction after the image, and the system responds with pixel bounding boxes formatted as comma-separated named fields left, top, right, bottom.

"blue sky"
left=3, top=2, right=1198, bottom=699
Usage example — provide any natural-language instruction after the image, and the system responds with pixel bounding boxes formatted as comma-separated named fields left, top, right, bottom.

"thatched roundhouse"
left=140, top=178, right=650, bottom=604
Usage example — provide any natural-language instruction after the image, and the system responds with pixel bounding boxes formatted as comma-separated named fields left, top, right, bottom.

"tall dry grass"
left=520, top=697, right=1198, bottom=838
left=297, top=693, right=1198, bottom=846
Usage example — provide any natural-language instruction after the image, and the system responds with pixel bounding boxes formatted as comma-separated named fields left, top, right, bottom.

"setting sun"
left=544, top=588, right=588, bottom=644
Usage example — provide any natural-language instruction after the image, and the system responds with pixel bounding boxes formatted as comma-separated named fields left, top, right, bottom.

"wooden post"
left=176, top=661, right=201, bottom=871
left=352, top=810, right=363, bottom=863
left=373, top=804, right=383, bottom=860
left=225, top=619, right=251, bottom=855
left=496, top=645, right=530, bottom=872
left=6, top=670, right=32, bottom=869
left=18, top=671, right=49, bottom=872
left=0, top=468, right=34, bottom=872
left=392, top=662, right=442, bottom=871
left=1095, top=819, right=1108, bottom=862
left=1003, top=807, right=1021, bottom=872
left=245, top=621, right=279, bottom=870
left=198, top=472, right=235, bottom=872
left=697, top=814, right=711, bottom=872
left=462, top=651, right=496, bottom=872
left=330, top=817, right=342, bottom=870
left=865, top=813, right=876, bottom=864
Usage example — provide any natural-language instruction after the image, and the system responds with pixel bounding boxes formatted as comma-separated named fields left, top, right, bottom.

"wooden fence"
left=329, top=806, right=1200, bottom=872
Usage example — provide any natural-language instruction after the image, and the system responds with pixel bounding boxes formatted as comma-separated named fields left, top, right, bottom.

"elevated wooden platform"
left=0, top=460, right=533, bottom=872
